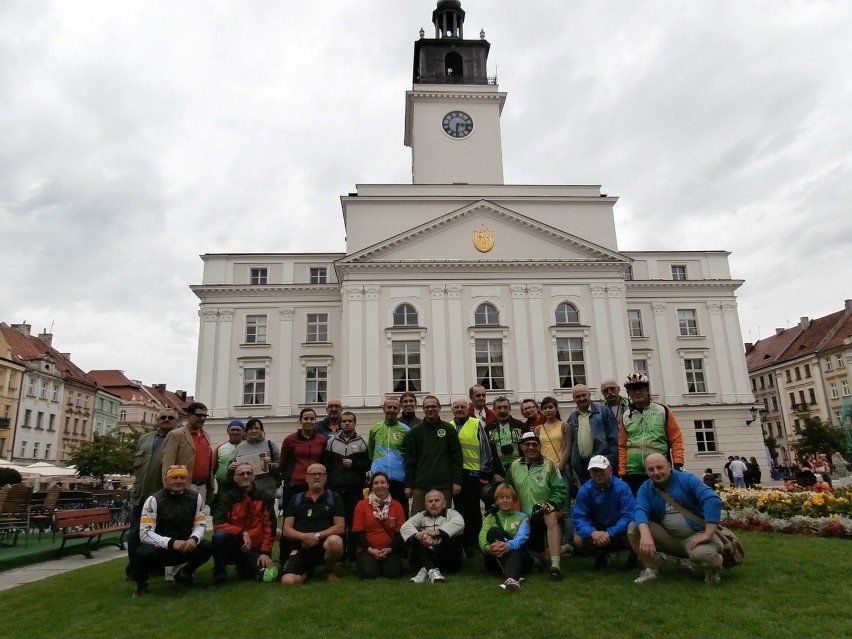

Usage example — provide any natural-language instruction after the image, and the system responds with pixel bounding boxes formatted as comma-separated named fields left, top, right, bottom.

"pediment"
left=338, top=201, right=628, bottom=265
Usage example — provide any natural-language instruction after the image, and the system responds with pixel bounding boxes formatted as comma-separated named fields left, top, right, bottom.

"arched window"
left=393, top=303, right=419, bottom=326
left=555, top=302, right=579, bottom=325
left=475, top=303, right=500, bottom=326
left=444, top=51, right=463, bottom=81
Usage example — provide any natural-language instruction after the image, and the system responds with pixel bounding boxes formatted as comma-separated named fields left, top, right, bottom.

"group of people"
left=125, top=373, right=733, bottom=595
left=722, top=455, right=762, bottom=489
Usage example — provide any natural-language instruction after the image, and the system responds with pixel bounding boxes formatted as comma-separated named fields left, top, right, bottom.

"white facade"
left=192, top=2, right=763, bottom=474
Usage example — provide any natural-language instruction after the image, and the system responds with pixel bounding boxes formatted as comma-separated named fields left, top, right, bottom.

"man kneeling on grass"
left=211, top=462, right=277, bottom=584
left=401, top=489, right=465, bottom=584
left=133, top=465, right=212, bottom=597
left=280, top=463, right=345, bottom=585
left=628, top=453, right=725, bottom=585
left=571, top=455, right=636, bottom=569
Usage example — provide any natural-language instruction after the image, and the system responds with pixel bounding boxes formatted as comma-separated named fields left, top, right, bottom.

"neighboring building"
left=191, top=1, right=762, bottom=472
left=745, top=300, right=852, bottom=465
left=0, top=336, right=25, bottom=460
left=92, top=388, right=122, bottom=437
left=0, top=323, right=99, bottom=464
left=88, top=370, right=192, bottom=432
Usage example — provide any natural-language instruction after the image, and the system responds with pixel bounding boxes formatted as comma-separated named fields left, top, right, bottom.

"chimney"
left=775, top=328, right=785, bottom=335
left=176, top=390, right=188, bottom=401
left=153, top=384, right=166, bottom=393
left=38, top=331, right=53, bottom=348
left=61, top=353, right=71, bottom=359
left=846, top=299, right=852, bottom=312
left=744, top=342, right=753, bottom=352
left=799, top=316, right=810, bottom=330
left=11, top=323, right=31, bottom=336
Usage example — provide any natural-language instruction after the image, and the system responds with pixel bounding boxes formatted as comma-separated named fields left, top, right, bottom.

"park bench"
left=55, top=507, right=129, bottom=559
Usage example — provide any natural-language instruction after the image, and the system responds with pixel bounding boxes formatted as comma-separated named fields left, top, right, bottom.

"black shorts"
left=282, top=546, right=326, bottom=576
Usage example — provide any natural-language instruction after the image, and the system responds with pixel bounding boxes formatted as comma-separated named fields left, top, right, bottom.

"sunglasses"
left=159, top=416, right=177, bottom=421
left=192, top=414, right=209, bottom=419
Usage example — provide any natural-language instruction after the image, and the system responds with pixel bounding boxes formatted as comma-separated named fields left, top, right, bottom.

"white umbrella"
left=24, top=462, right=79, bottom=476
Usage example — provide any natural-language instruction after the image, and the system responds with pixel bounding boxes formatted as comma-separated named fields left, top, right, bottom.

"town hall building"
left=191, top=1, right=764, bottom=472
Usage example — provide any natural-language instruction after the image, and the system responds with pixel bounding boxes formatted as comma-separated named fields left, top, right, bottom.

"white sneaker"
left=633, top=568, right=659, bottom=584
left=678, top=558, right=695, bottom=573
left=427, top=568, right=445, bottom=583
left=410, top=567, right=428, bottom=584
left=503, top=577, right=521, bottom=592
left=704, top=568, right=721, bottom=586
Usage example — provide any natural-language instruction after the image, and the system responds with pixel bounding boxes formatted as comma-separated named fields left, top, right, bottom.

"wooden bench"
left=54, top=507, right=130, bottom=559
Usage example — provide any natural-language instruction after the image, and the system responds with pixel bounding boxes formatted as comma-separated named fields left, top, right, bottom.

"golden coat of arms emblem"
left=473, top=227, right=494, bottom=253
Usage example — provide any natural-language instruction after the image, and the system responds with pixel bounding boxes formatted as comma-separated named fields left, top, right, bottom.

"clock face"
left=442, top=111, right=474, bottom=138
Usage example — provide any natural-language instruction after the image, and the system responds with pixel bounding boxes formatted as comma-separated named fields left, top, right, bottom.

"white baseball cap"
left=587, top=455, right=611, bottom=470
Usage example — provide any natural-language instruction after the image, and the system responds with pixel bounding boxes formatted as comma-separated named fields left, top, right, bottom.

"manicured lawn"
left=0, top=532, right=849, bottom=639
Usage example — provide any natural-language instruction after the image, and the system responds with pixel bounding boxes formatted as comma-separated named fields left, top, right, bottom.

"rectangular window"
left=19, top=440, right=27, bottom=457
left=44, top=443, right=52, bottom=460
left=759, top=376, right=765, bottom=389
left=785, top=370, right=792, bottom=383
left=798, top=390, right=805, bottom=405
left=52, top=383, right=59, bottom=401
left=804, top=364, right=811, bottom=378
left=623, top=266, right=633, bottom=281
left=26, top=376, right=35, bottom=396
left=23, top=409, right=32, bottom=428
left=36, top=411, right=44, bottom=429
left=684, top=358, right=707, bottom=393
left=771, top=396, right=778, bottom=411
left=309, top=267, right=328, bottom=284
left=751, top=378, right=757, bottom=391
left=632, top=358, right=648, bottom=374
left=843, top=381, right=850, bottom=397
left=777, top=421, right=784, bottom=437
left=39, top=379, right=48, bottom=399
left=305, top=366, right=328, bottom=403
left=808, top=388, right=816, bottom=405
left=671, top=265, right=687, bottom=281
left=825, top=357, right=833, bottom=371
left=768, top=375, right=774, bottom=387
left=48, top=414, right=56, bottom=431
left=677, top=309, right=699, bottom=336
left=243, top=368, right=266, bottom=405
left=555, top=337, right=585, bottom=389
left=73, top=418, right=79, bottom=435
left=392, top=341, right=421, bottom=392
left=245, top=314, right=268, bottom=344
left=627, top=310, right=643, bottom=337
left=250, top=267, right=268, bottom=285
left=694, top=420, right=717, bottom=453
left=306, top=313, right=329, bottom=343
left=475, top=338, right=506, bottom=390
left=838, top=355, right=846, bottom=369
left=794, top=366, right=801, bottom=380
left=33, top=441, right=40, bottom=458
left=788, top=392, right=796, bottom=406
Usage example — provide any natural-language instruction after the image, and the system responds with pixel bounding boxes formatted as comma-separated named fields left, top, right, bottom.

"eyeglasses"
left=308, top=472, right=327, bottom=477
left=159, top=416, right=176, bottom=421
left=192, top=414, right=209, bottom=419
left=235, top=471, right=254, bottom=477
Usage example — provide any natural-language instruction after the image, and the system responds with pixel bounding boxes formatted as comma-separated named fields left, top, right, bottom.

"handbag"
left=653, top=487, right=744, bottom=568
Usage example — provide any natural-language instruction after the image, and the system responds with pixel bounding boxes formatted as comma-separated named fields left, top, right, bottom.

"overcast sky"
left=2, top=1, right=850, bottom=394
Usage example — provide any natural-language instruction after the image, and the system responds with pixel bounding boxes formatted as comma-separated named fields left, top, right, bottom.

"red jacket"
left=212, top=486, right=275, bottom=554
left=469, top=405, right=496, bottom=424
left=280, top=431, right=325, bottom=485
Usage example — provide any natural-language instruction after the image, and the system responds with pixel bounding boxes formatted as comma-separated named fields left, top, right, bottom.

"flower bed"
left=720, top=486, right=852, bottom=539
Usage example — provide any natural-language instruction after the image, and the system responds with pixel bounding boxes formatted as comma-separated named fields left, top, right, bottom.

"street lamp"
left=745, top=406, right=759, bottom=426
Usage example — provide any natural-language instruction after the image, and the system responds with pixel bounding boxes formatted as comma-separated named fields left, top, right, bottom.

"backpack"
left=293, top=490, right=335, bottom=509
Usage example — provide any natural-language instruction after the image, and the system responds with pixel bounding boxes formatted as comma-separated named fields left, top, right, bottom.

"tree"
left=793, top=417, right=848, bottom=459
left=0, top=467, right=22, bottom=486
left=763, top=435, right=779, bottom=465
left=68, top=429, right=144, bottom=482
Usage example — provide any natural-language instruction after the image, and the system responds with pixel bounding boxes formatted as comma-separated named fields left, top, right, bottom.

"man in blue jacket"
left=628, top=453, right=724, bottom=585
left=567, top=385, right=618, bottom=485
left=571, top=455, right=635, bottom=569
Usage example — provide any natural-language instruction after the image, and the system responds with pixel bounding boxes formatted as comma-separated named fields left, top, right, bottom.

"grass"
left=0, top=531, right=849, bottom=639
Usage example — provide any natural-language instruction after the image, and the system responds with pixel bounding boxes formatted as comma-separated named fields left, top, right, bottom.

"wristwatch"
left=314, top=532, right=321, bottom=540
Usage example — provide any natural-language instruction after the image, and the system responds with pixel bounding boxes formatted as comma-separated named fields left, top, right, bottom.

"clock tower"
left=404, top=1, right=506, bottom=185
